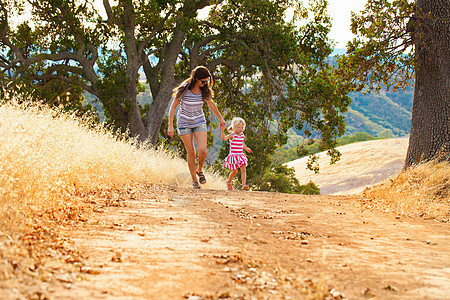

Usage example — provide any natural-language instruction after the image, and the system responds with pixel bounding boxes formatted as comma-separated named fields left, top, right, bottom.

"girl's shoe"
left=193, top=181, right=201, bottom=189
left=226, top=181, right=233, bottom=190
left=242, top=184, right=249, bottom=191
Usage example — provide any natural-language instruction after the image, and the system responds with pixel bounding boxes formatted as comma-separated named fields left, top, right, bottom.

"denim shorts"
left=177, top=123, right=207, bottom=136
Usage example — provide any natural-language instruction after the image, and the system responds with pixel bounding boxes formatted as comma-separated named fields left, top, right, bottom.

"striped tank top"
left=177, top=90, right=206, bottom=128
left=229, top=133, right=245, bottom=154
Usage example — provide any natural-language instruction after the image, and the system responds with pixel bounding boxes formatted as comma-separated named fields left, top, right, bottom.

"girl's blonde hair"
left=172, top=66, right=214, bottom=101
left=228, top=117, right=246, bottom=132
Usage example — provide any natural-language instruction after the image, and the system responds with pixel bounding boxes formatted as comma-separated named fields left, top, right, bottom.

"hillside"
left=286, top=138, right=409, bottom=195
left=345, top=89, right=413, bottom=137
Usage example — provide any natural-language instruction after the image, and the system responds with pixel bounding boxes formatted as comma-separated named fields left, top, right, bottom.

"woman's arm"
left=206, top=99, right=226, bottom=130
left=167, top=98, right=180, bottom=138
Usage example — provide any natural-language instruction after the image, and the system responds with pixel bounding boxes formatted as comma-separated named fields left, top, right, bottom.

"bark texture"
left=405, top=0, right=450, bottom=168
left=143, top=27, right=185, bottom=145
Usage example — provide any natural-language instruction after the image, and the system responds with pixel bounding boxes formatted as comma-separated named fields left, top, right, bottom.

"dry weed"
left=0, top=98, right=224, bottom=224
left=360, top=159, right=450, bottom=221
left=0, top=98, right=224, bottom=296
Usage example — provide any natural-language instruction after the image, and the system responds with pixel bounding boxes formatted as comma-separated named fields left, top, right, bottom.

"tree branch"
left=206, top=57, right=236, bottom=72
left=138, top=9, right=174, bottom=54
left=103, top=0, right=114, bottom=24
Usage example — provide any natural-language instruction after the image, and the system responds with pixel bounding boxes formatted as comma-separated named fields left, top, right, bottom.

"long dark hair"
left=172, top=66, right=214, bottom=101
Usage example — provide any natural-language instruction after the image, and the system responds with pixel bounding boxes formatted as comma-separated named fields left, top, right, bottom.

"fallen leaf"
left=384, top=285, right=398, bottom=291
left=80, top=266, right=100, bottom=275
left=111, top=251, right=122, bottom=262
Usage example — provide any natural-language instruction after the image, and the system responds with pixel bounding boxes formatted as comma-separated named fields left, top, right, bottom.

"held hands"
left=219, top=119, right=226, bottom=130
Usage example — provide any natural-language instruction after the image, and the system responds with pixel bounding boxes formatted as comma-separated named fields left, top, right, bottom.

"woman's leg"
left=193, top=130, right=208, bottom=173
left=180, top=133, right=198, bottom=183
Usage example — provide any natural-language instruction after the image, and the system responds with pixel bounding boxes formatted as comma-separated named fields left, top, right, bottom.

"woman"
left=167, top=66, right=225, bottom=189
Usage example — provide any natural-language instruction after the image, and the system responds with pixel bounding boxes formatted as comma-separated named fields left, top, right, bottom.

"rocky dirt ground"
left=11, top=184, right=447, bottom=300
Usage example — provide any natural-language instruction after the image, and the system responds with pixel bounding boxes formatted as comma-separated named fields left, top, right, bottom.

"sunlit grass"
left=0, top=98, right=223, bottom=222
left=0, top=97, right=224, bottom=294
left=1, top=97, right=225, bottom=223
left=360, top=159, right=450, bottom=220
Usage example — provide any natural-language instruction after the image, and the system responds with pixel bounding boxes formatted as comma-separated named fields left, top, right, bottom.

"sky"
left=327, top=0, right=368, bottom=48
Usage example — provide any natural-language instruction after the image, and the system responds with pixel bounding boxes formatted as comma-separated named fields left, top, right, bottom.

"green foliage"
left=347, top=91, right=411, bottom=136
left=257, top=164, right=320, bottom=194
left=3, top=0, right=354, bottom=192
left=298, top=180, right=321, bottom=195
left=336, top=0, right=416, bottom=93
left=272, top=146, right=299, bottom=166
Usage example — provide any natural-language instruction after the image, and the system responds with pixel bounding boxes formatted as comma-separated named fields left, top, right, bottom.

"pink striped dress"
left=224, top=133, right=248, bottom=170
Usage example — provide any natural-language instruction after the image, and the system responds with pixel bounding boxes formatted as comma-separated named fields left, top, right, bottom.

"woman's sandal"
left=193, top=181, right=201, bottom=189
left=242, top=184, right=249, bottom=191
left=196, top=171, right=206, bottom=184
left=226, top=181, right=233, bottom=190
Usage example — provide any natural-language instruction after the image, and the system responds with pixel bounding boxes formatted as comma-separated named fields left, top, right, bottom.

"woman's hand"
left=167, top=125, right=175, bottom=138
left=219, top=118, right=226, bottom=130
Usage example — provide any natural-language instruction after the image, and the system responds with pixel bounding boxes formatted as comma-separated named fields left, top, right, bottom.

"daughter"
left=222, top=117, right=252, bottom=190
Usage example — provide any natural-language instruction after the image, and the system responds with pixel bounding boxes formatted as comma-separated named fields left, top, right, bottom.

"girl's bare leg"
left=240, top=166, right=247, bottom=185
left=228, top=169, right=238, bottom=183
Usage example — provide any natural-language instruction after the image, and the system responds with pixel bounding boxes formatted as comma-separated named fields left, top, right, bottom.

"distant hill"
left=285, top=138, right=409, bottom=195
left=345, top=88, right=413, bottom=137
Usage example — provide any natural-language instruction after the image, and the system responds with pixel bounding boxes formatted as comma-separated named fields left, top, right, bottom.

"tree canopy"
left=1, top=0, right=354, bottom=190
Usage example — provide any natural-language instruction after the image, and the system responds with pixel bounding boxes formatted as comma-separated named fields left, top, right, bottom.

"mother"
left=167, top=66, right=225, bottom=189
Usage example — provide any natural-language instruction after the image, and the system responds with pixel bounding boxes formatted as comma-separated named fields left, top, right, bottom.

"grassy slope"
left=286, top=138, right=409, bottom=195
left=286, top=137, right=449, bottom=220
left=0, top=100, right=224, bottom=231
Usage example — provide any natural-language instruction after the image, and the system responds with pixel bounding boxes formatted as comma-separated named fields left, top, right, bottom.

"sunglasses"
left=199, top=78, right=210, bottom=84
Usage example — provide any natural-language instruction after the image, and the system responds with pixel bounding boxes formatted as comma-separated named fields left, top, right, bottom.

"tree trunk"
left=143, top=26, right=185, bottom=145
left=404, top=0, right=450, bottom=168
left=142, top=0, right=214, bottom=145
left=123, top=0, right=147, bottom=140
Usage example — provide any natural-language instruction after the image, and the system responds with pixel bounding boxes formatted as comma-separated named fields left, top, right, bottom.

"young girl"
left=222, top=117, right=252, bottom=190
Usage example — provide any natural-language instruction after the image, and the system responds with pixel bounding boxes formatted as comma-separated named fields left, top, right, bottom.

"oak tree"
left=338, top=0, right=449, bottom=168
left=1, top=0, right=352, bottom=187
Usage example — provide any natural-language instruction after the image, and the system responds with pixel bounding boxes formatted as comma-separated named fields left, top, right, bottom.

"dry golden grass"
left=286, top=138, right=409, bottom=195
left=0, top=98, right=224, bottom=293
left=360, top=160, right=450, bottom=221
left=0, top=99, right=223, bottom=223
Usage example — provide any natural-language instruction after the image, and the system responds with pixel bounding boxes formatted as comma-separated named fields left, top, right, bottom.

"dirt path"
left=50, top=186, right=449, bottom=299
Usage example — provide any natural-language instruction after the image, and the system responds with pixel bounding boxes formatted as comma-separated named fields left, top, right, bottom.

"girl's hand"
left=246, top=147, right=252, bottom=153
left=167, top=125, right=175, bottom=138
